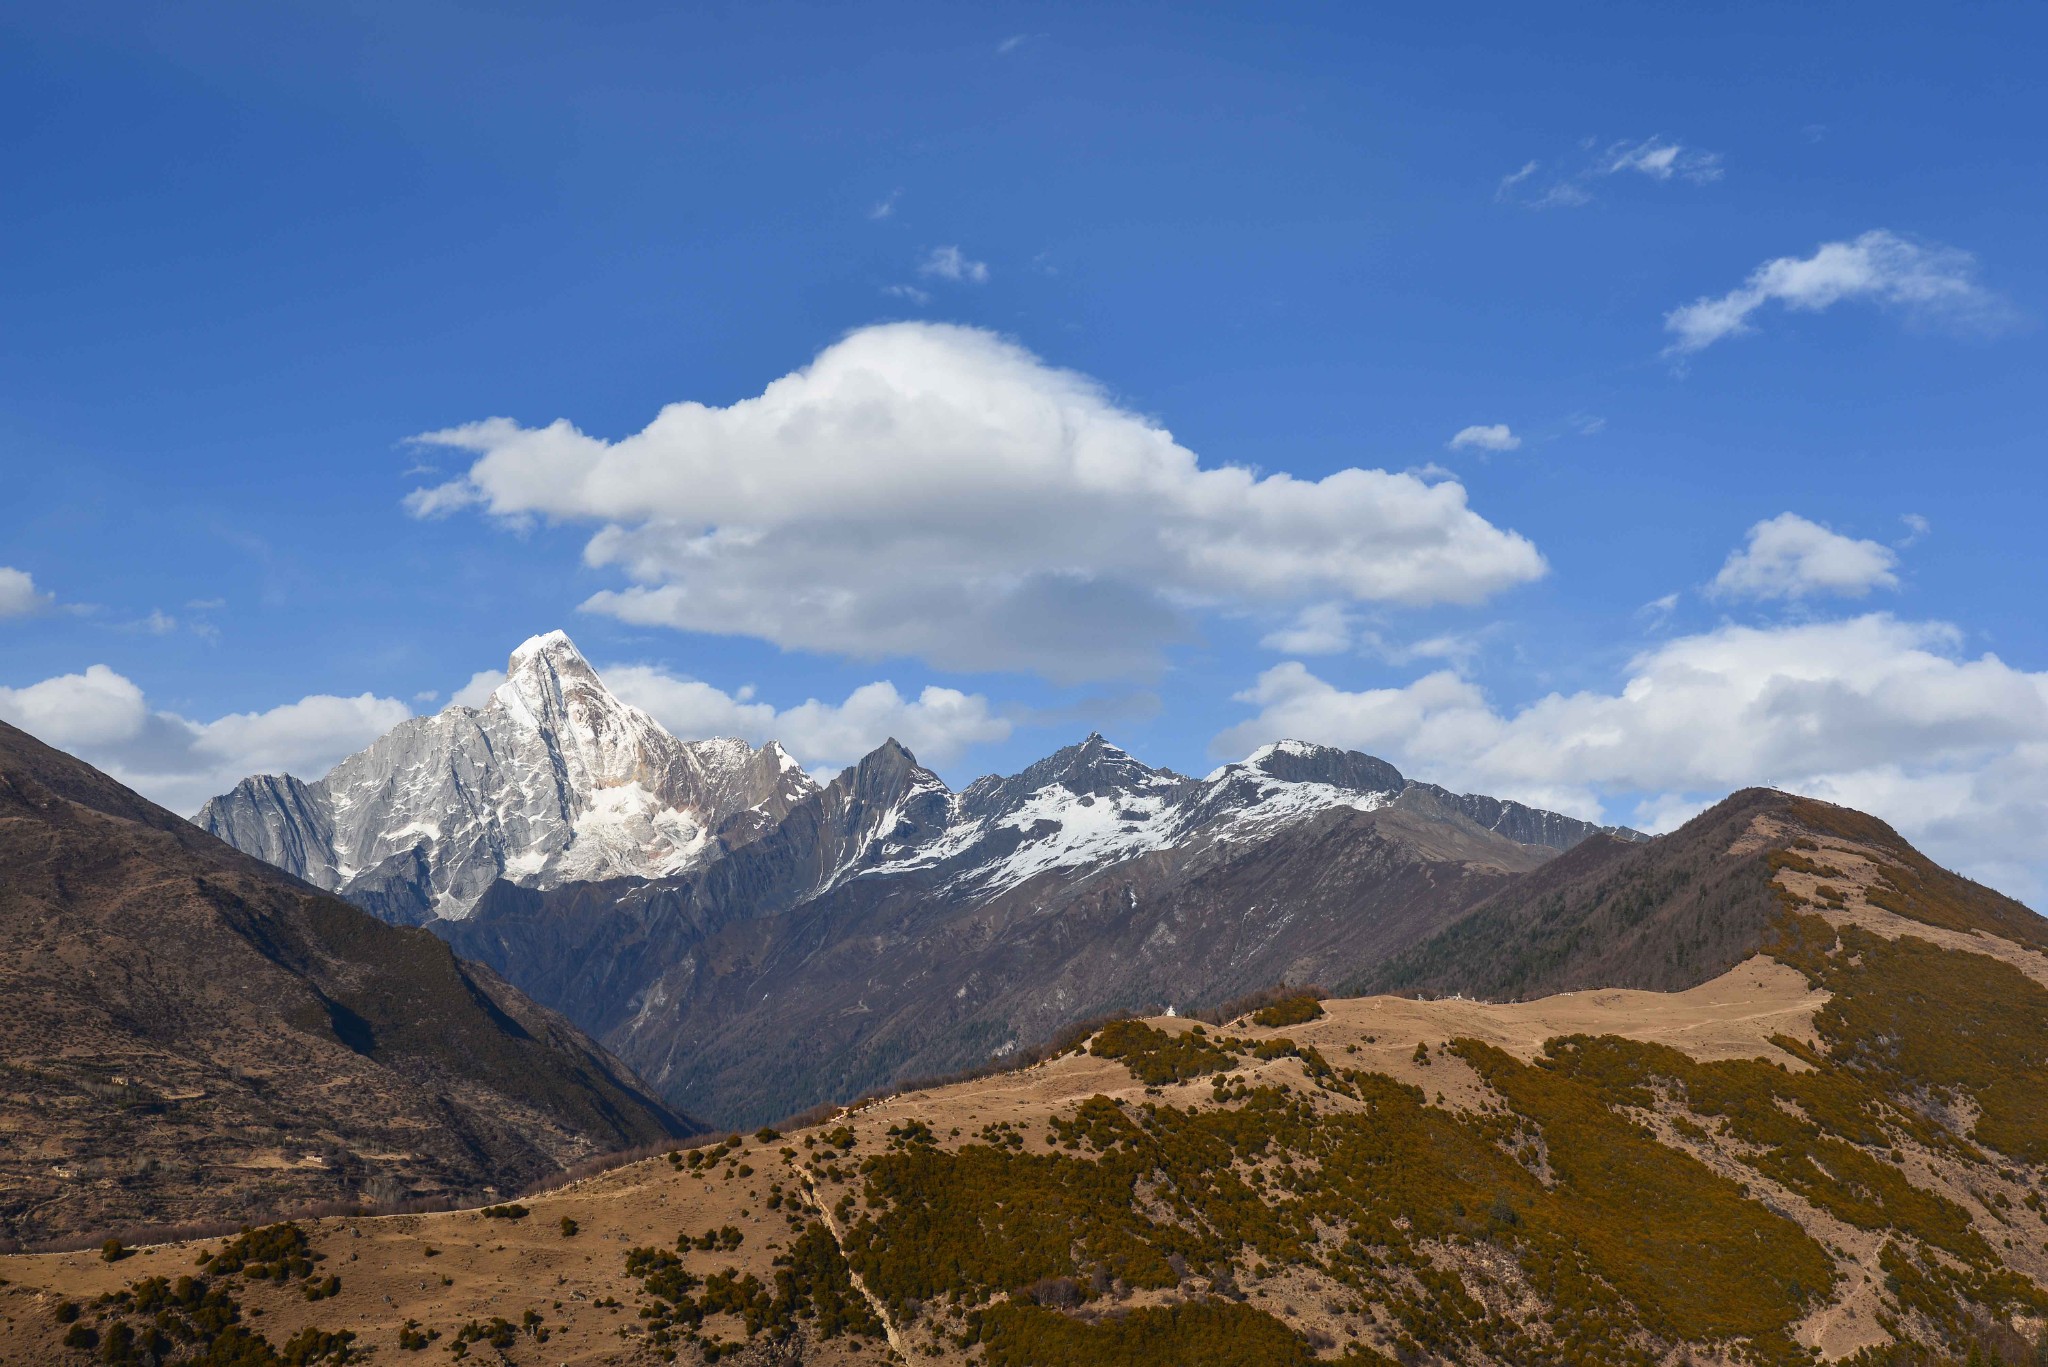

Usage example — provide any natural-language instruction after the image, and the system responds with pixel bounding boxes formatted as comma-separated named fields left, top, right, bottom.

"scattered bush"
left=1089, top=1020, right=1235, bottom=1085
left=1251, top=994, right=1325, bottom=1029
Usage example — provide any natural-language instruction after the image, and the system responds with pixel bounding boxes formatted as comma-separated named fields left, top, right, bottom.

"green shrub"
left=980, top=1300, right=1317, bottom=1367
left=1089, top=1020, right=1235, bottom=1085
left=1251, top=994, right=1325, bottom=1028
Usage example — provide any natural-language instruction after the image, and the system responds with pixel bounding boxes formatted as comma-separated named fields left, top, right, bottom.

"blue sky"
left=4, top=3, right=2047, bottom=893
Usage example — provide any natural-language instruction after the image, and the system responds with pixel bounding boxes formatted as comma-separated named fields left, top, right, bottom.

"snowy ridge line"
left=198, top=634, right=1643, bottom=925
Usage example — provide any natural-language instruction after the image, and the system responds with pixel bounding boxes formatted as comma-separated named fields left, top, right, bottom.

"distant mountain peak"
left=509, top=626, right=582, bottom=662
left=492, top=629, right=632, bottom=725
left=196, top=631, right=818, bottom=920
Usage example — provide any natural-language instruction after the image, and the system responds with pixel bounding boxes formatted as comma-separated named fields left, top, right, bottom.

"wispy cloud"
left=1664, top=229, right=2005, bottom=355
left=1600, top=137, right=1723, bottom=183
left=882, top=283, right=932, bottom=305
left=997, top=33, right=1045, bottom=55
left=918, top=245, right=990, bottom=284
left=1494, top=160, right=1540, bottom=201
left=868, top=188, right=901, bottom=220
left=1499, top=135, right=1723, bottom=209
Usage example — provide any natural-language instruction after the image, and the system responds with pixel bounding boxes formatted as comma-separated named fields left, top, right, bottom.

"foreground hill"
left=0, top=720, right=692, bottom=1247
left=9, top=787, right=2048, bottom=1365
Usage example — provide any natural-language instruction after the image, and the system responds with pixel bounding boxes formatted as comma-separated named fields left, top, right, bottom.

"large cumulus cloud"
left=406, top=323, right=1545, bottom=681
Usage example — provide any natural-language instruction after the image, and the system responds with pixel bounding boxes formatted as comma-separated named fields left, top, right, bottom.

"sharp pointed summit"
left=195, top=631, right=819, bottom=920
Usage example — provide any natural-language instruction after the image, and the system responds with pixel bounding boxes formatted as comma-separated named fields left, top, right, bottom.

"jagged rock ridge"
left=197, top=631, right=815, bottom=921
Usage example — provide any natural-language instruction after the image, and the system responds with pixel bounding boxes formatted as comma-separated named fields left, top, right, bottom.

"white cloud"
left=0, top=665, right=409, bottom=816
left=1256, top=605, right=1483, bottom=666
left=405, top=323, right=1545, bottom=681
left=868, top=189, right=901, bottom=220
left=1665, top=229, right=2002, bottom=355
left=918, top=246, right=989, bottom=284
left=0, top=567, right=51, bottom=619
left=1494, top=161, right=1540, bottom=201
left=1500, top=137, right=1722, bottom=209
left=1261, top=602, right=1358, bottom=655
left=451, top=669, right=506, bottom=709
left=1711, top=513, right=1899, bottom=601
left=1214, top=613, right=2048, bottom=895
left=882, top=283, right=932, bottom=305
left=1898, top=513, right=1931, bottom=546
left=1448, top=424, right=1520, bottom=452
left=0, top=665, right=149, bottom=747
left=602, top=663, right=1010, bottom=769
left=1528, top=181, right=1592, bottom=210
left=1600, top=137, right=1723, bottom=183
left=996, top=33, right=1043, bottom=55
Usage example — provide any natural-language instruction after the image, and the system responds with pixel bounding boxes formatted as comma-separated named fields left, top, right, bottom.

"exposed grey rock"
left=196, top=631, right=816, bottom=919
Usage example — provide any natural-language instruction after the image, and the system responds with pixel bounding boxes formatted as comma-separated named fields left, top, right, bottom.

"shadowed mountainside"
left=0, top=720, right=693, bottom=1246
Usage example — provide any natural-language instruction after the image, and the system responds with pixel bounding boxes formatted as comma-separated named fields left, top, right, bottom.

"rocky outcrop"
left=196, top=632, right=816, bottom=919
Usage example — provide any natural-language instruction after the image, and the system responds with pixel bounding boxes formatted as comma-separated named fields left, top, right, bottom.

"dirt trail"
left=800, top=1170, right=908, bottom=1362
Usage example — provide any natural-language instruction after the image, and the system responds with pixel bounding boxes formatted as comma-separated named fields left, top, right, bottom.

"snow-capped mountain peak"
left=199, top=639, right=1642, bottom=930
left=195, top=631, right=817, bottom=921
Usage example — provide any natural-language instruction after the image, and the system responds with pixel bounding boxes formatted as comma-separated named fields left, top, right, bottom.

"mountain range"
left=9, top=773, right=2048, bottom=1365
left=199, top=631, right=1645, bottom=1125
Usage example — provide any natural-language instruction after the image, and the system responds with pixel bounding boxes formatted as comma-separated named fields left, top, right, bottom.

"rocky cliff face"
left=196, top=632, right=815, bottom=921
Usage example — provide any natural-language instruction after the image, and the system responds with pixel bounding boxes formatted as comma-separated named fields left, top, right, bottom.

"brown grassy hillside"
left=7, top=785, right=2047, bottom=1365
